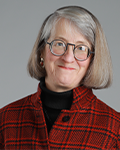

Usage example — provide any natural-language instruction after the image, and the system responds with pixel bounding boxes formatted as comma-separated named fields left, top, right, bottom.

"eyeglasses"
left=47, top=39, right=94, bottom=61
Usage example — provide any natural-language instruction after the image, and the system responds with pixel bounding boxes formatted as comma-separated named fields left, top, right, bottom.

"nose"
left=61, top=44, right=75, bottom=62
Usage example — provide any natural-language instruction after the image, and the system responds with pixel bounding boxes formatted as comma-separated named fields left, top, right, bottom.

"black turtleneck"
left=40, top=77, right=73, bottom=134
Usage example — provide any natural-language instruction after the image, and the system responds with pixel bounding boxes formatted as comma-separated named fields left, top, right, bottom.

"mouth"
left=58, top=65, right=75, bottom=70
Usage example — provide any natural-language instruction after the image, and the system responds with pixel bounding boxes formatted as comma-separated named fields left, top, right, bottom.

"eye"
left=78, top=46, right=86, bottom=51
left=56, top=42, right=64, bottom=47
left=53, top=40, right=65, bottom=47
left=57, top=43, right=63, bottom=47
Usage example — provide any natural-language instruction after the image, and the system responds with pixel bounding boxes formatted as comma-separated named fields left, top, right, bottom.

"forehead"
left=50, top=18, right=79, bottom=37
left=50, top=18, right=91, bottom=47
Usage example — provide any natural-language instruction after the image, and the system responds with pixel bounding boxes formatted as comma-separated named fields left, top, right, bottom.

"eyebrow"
left=54, top=36, right=90, bottom=46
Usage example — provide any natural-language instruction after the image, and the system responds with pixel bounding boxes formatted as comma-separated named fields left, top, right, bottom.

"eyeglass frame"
left=46, top=39, right=94, bottom=61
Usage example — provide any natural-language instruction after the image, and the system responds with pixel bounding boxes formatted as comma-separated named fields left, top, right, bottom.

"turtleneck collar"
left=40, top=77, right=73, bottom=110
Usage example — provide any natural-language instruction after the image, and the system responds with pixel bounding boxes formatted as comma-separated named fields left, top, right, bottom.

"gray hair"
left=27, top=6, right=112, bottom=89
left=40, top=6, right=96, bottom=48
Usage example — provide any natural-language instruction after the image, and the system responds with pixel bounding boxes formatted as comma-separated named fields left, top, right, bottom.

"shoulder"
left=1, top=93, right=36, bottom=109
left=0, top=92, right=37, bottom=122
left=86, top=95, right=120, bottom=139
left=91, top=97, right=120, bottom=129
left=94, top=97, right=119, bottom=117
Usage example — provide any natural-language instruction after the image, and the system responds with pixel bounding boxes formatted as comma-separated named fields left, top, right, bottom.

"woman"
left=0, top=6, right=120, bottom=150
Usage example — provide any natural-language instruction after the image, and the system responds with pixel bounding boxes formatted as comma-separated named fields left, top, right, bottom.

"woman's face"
left=43, top=19, right=91, bottom=92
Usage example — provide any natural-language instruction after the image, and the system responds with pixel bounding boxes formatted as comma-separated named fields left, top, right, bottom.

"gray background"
left=0, top=0, right=120, bottom=111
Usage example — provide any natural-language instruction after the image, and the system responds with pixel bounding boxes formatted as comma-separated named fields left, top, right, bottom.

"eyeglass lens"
left=50, top=40, right=90, bottom=60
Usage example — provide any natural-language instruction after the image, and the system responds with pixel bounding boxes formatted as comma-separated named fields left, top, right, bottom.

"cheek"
left=44, top=48, right=52, bottom=64
left=44, top=49, right=58, bottom=73
left=45, top=53, right=57, bottom=66
left=77, top=58, right=91, bottom=70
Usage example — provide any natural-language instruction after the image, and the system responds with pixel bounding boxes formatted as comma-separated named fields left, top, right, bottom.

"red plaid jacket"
left=0, top=83, right=120, bottom=150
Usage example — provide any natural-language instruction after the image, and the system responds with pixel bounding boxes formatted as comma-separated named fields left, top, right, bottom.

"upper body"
left=0, top=5, right=119, bottom=150
left=0, top=78, right=120, bottom=149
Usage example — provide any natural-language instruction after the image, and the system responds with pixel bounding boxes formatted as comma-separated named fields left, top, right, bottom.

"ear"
left=40, top=50, right=45, bottom=58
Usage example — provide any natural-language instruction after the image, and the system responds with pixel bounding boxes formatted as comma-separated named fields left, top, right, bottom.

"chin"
left=57, top=80, right=77, bottom=89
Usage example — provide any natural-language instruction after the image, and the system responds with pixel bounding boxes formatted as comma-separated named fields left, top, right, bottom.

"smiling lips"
left=58, top=65, right=75, bottom=70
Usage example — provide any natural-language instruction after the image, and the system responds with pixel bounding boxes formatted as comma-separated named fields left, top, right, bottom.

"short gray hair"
left=27, top=6, right=112, bottom=89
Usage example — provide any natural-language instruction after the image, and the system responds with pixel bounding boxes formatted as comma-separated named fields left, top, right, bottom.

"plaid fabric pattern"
left=0, top=83, right=120, bottom=149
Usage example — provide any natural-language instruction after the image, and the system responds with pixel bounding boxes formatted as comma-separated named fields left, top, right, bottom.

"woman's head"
left=27, top=6, right=112, bottom=90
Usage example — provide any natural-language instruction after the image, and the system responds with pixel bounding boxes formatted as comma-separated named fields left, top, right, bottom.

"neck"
left=40, top=77, right=73, bottom=109
left=45, top=76, right=75, bottom=92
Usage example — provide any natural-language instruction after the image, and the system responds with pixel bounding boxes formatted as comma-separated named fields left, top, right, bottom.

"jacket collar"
left=31, top=82, right=96, bottom=111
left=71, top=86, right=96, bottom=110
